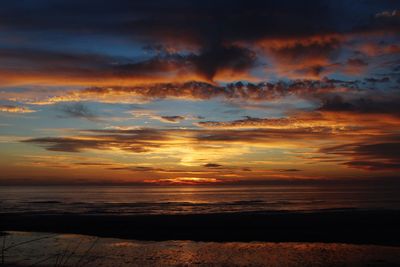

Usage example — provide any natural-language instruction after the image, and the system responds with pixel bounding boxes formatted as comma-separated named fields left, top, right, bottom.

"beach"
left=2, top=231, right=400, bottom=267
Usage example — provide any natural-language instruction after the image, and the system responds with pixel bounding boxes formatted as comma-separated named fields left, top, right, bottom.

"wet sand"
left=2, top=231, right=400, bottom=267
left=1, top=209, right=400, bottom=245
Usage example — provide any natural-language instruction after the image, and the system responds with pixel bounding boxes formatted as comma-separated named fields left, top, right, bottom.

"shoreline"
left=1, top=209, right=400, bottom=246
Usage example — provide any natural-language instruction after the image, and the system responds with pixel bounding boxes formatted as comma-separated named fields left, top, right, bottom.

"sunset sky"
left=0, top=0, right=399, bottom=185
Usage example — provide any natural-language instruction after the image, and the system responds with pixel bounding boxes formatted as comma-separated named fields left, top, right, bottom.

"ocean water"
left=0, top=185, right=399, bottom=215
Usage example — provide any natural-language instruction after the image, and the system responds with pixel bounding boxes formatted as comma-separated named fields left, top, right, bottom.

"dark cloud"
left=109, top=166, right=215, bottom=174
left=109, top=166, right=165, bottom=172
left=0, top=47, right=182, bottom=81
left=318, top=95, right=400, bottom=116
left=365, top=77, right=390, bottom=83
left=0, top=48, right=113, bottom=67
left=189, top=45, right=256, bottom=81
left=23, top=128, right=169, bottom=153
left=338, top=58, right=369, bottom=75
left=363, top=9, right=400, bottom=33
left=320, top=141, right=400, bottom=171
left=268, top=38, right=341, bottom=64
left=159, top=115, right=185, bottom=123
left=344, top=161, right=400, bottom=171
left=59, top=103, right=98, bottom=121
left=23, top=137, right=104, bottom=153
left=347, top=58, right=368, bottom=67
left=195, top=128, right=335, bottom=143
left=3, top=0, right=397, bottom=43
left=203, top=163, right=222, bottom=168
left=353, top=142, right=400, bottom=159
left=0, top=1, right=344, bottom=43
left=276, top=169, right=302, bottom=172
left=113, top=45, right=257, bottom=82
left=74, top=162, right=113, bottom=166
left=318, top=95, right=354, bottom=111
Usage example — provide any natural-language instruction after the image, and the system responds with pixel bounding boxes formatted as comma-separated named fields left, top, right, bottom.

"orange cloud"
left=0, top=105, right=35, bottom=113
left=196, top=109, right=400, bottom=136
left=26, top=79, right=357, bottom=105
left=255, top=34, right=343, bottom=79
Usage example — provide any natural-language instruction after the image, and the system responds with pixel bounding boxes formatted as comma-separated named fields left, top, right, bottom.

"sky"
left=0, top=0, right=399, bottom=185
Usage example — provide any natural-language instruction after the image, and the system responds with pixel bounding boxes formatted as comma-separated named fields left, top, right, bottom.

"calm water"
left=0, top=185, right=399, bottom=215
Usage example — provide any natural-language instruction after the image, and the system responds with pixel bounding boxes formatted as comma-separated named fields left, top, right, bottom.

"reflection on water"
left=2, top=231, right=400, bottom=266
left=0, top=185, right=399, bottom=215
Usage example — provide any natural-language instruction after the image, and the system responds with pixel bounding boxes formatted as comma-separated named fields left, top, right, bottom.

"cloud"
left=197, top=116, right=302, bottom=129
left=365, top=77, right=390, bottom=83
left=108, top=165, right=219, bottom=175
left=129, top=110, right=188, bottom=123
left=318, top=95, right=354, bottom=112
left=260, top=36, right=341, bottom=79
left=318, top=95, right=400, bottom=116
left=355, top=42, right=400, bottom=57
left=31, top=79, right=360, bottom=105
left=0, top=1, right=399, bottom=87
left=117, top=44, right=257, bottom=82
left=109, top=166, right=164, bottom=172
left=0, top=43, right=256, bottom=86
left=22, top=128, right=170, bottom=153
left=0, top=1, right=349, bottom=45
left=2, top=1, right=400, bottom=183
left=195, top=105, right=400, bottom=144
left=0, top=105, right=35, bottom=113
left=188, top=45, right=257, bottom=81
left=196, top=113, right=355, bottom=132
left=203, top=163, right=223, bottom=168
left=22, top=124, right=347, bottom=156
left=342, top=58, right=369, bottom=75
left=74, top=162, right=114, bottom=166
left=158, top=115, right=185, bottom=123
left=58, top=103, right=99, bottom=121
left=367, top=9, right=400, bottom=33
left=344, top=161, right=400, bottom=171
left=320, top=141, right=400, bottom=171
left=375, top=10, right=400, bottom=19
left=347, top=58, right=368, bottom=67
left=0, top=47, right=209, bottom=87
left=276, top=169, right=302, bottom=172
left=5, top=1, right=395, bottom=45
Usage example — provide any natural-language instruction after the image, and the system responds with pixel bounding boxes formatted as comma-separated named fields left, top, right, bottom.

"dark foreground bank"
left=1, top=209, right=400, bottom=246
left=4, top=231, right=400, bottom=267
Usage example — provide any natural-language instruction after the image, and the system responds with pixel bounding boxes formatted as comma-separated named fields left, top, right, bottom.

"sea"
left=1, top=184, right=399, bottom=215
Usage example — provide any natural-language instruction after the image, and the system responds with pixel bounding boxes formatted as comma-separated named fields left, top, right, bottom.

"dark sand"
left=1, top=209, right=400, bottom=245
left=2, top=231, right=400, bottom=267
